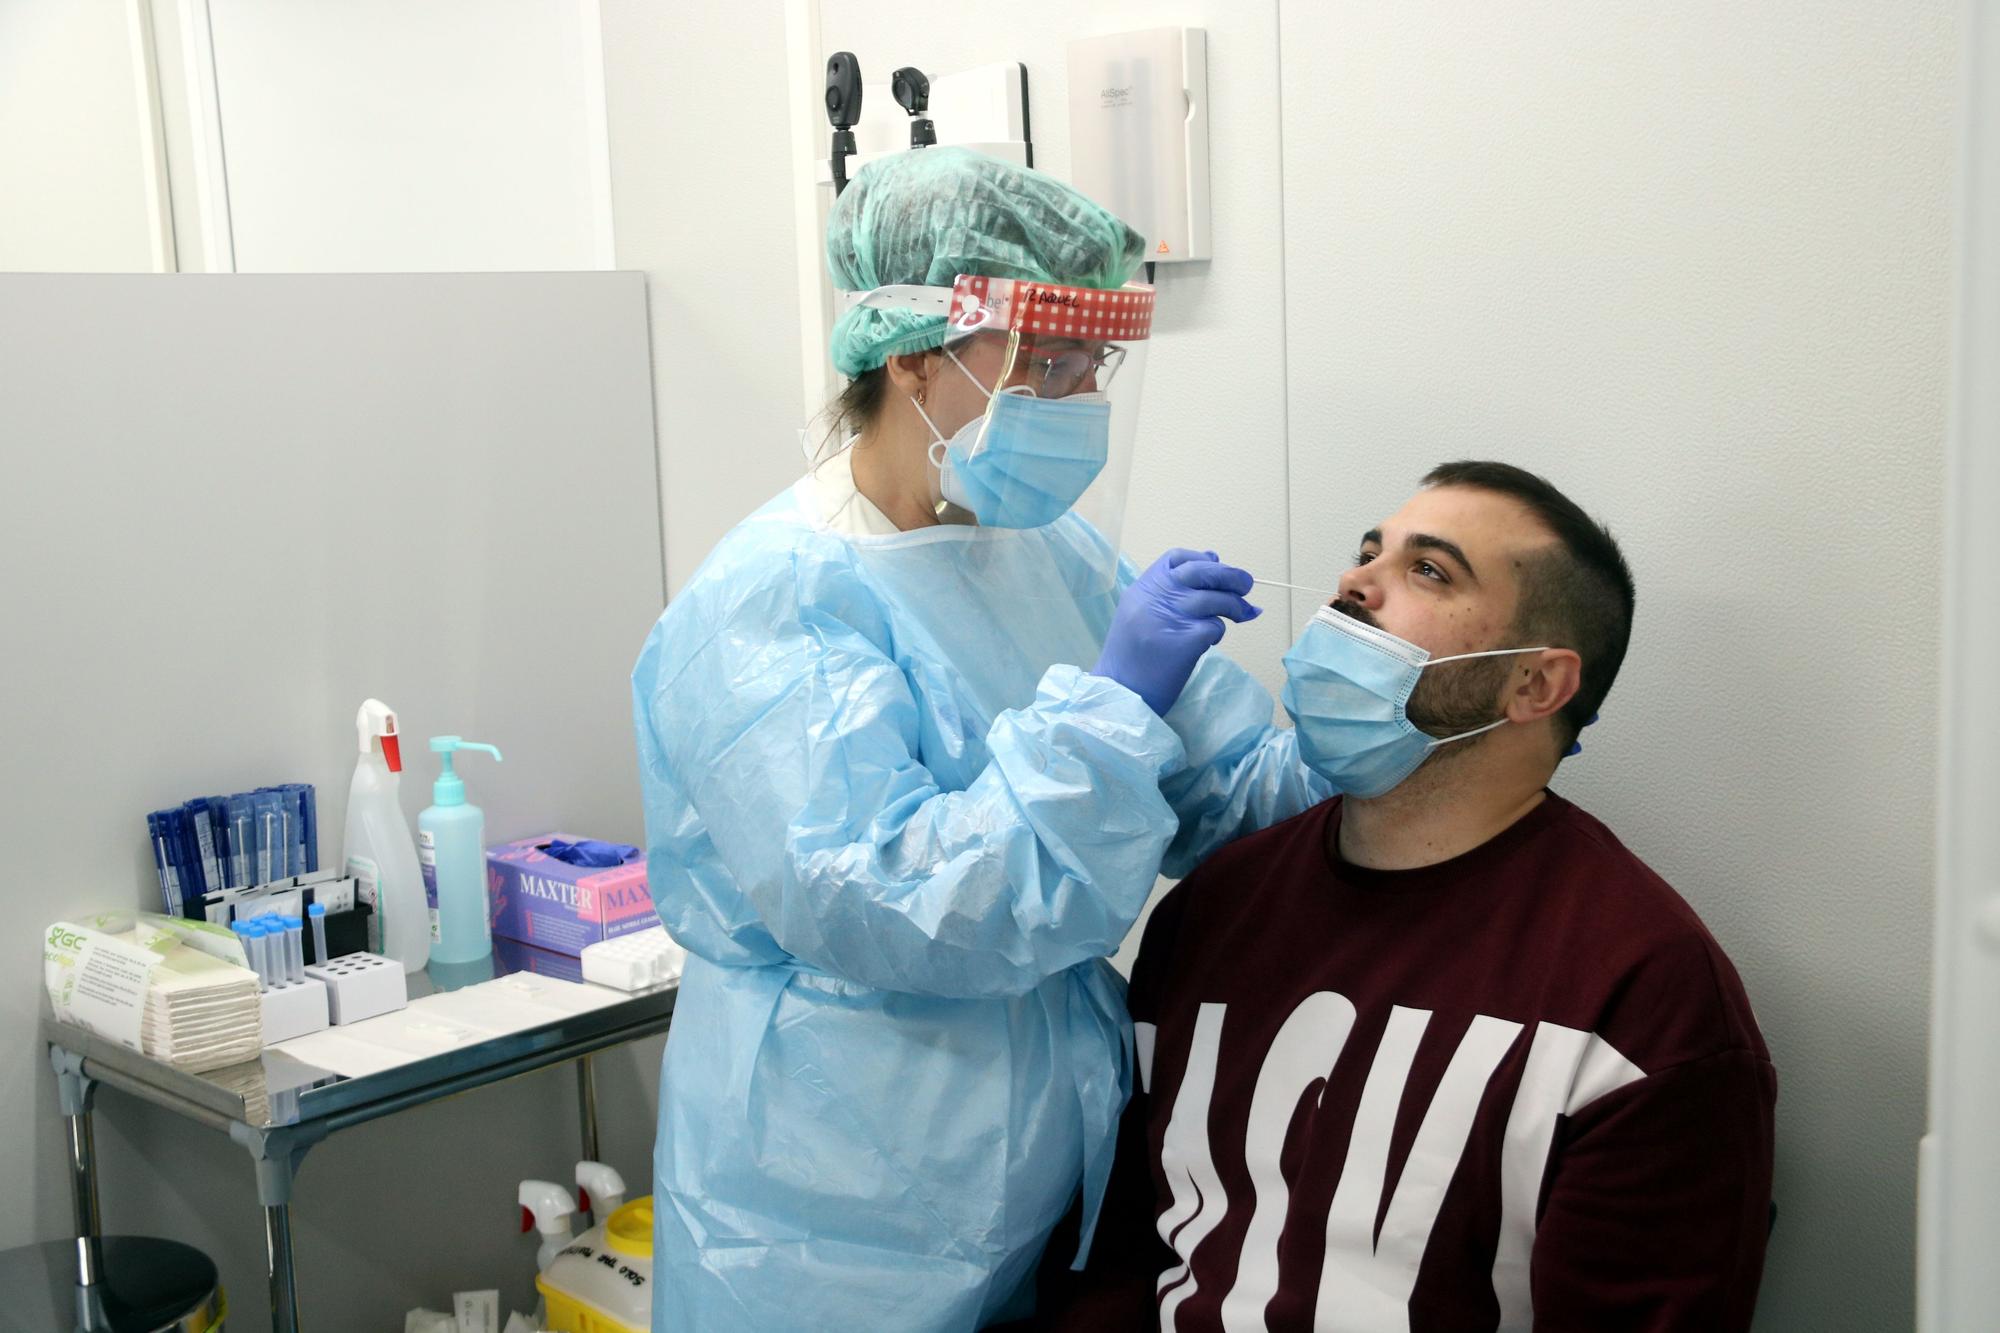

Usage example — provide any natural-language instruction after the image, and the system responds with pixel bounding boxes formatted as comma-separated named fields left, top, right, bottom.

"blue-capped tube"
left=308, top=902, right=328, bottom=966
left=232, top=920, right=265, bottom=990
left=253, top=919, right=275, bottom=988
left=259, top=919, right=282, bottom=988
left=283, top=916, right=305, bottom=983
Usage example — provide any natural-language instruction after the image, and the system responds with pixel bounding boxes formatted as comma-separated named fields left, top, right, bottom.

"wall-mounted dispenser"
left=1067, top=27, right=1211, bottom=263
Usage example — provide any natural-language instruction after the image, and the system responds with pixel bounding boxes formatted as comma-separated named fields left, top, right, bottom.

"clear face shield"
left=840, top=275, right=1154, bottom=599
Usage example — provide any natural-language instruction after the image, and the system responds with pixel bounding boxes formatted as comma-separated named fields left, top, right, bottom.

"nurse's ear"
left=884, top=351, right=937, bottom=406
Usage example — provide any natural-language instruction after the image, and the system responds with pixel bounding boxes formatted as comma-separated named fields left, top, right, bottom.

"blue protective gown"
left=632, top=478, right=1330, bottom=1330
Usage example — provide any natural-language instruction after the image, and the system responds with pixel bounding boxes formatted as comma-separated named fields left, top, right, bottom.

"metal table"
left=45, top=947, right=676, bottom=1333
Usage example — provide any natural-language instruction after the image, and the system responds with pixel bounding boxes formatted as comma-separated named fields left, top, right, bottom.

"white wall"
left=1922, top=6, right=2000, bottom=1325
left=204, top=0, right=613, bottom=272
left=0, top=0, right=168, bottom=271
left=609, top=2, right=1959, bottom=1328
left=1283, top=6, right=1955, bottom=1328
left=0, top=0, right=613, bottom=275
left=598, top=0, right=808, bottom=595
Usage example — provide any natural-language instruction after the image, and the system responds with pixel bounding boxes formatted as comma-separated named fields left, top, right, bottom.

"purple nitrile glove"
left=1094, top=548, right=1261, bottom=716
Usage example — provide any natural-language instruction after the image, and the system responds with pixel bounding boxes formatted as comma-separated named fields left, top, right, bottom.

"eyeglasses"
left=1019, top=340, right=1126, bottom=398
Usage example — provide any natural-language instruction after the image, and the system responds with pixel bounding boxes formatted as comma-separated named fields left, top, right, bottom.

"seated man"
left=1043, top=461, right=1776, bottom=1331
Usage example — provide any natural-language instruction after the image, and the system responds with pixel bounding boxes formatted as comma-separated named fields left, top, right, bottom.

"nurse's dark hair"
left=828, top=366, right=889, bottom=441
left=1423, top=460, right=1635, bottom=756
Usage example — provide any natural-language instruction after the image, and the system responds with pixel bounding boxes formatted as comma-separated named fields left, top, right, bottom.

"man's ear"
left=1505, top=647, right=1581, bottom=724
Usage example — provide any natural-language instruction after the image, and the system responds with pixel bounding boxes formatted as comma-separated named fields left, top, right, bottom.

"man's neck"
left=1336, top=753, right=1551, bottom=871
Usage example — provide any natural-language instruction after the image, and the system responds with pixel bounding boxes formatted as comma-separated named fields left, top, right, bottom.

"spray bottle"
left=574, top=1160, right=627, bottom=1226
left=518, top=1180, right=576, bottom=1273
left=344, top=699, right=429, bottom=973
left=419, top=736, right=502, bottom=965
left=534, top=1162, right=652, bottom=1332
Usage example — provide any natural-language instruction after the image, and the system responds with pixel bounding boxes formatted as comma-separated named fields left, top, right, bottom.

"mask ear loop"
left=941, top=344, right=1029, bottom=463
left=1416, top=644, right=1552, bottom=747
left=1424, top=644, right=1549, bottom=666
left=910, top=390, right=948, bottom=443
left=956, top=330, right=1042, bottom=401
left=898, top=357, right=959, bottom=515
left=945, top=347, right=990, bottom=396
left=919, top=337, right=1027, bottom=512
left=907, top=390, right=954, bottom=513
left=1425, top=714, right=1512, bottom=749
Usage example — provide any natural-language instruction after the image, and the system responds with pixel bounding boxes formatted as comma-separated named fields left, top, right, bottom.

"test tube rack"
left=259, top=977, right=331, bottom=1046
left=580, top=925, right=687, bottom=992
left=303, top=952, right=408, bottom=1025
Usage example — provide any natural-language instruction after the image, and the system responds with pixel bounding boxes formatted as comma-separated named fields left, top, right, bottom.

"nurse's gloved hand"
left=1094, top=549, right=1261, bottom=716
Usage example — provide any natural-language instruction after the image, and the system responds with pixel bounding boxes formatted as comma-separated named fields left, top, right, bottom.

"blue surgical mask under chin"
left=910, top=351, right=1111, bottom=529
left=1280, top=604, right=1545, bottom=798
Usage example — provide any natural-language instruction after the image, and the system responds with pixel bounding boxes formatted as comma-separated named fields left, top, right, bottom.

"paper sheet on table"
left=273, top=1027, right=422, bottom=1078
left=419, top=972, right=625, bottom=1027
left=271, top=973, right=627, bottom=1079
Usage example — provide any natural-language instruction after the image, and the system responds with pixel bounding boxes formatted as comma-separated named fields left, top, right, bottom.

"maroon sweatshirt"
left=1043, top=793, right=1775, bottom=1332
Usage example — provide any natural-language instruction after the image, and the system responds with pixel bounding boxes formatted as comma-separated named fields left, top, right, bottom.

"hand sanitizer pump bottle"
left=420, top=736, right=503, bottom=965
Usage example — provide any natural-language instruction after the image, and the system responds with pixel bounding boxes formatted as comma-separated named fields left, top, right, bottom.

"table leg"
left=265, top=1201, right=300, bottom=1331
left=576, top=1054, right=601, bottom=1166
left=232, top=1120, right=324, bottom=1333
left=50, top=1046, right=104, bottom=1286
left=67, top=1113, right=104, bottom=1283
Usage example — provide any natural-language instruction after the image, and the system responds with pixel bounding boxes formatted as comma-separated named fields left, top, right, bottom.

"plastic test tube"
left=250, top=920, right=273, bottom=990
left=265, top=918, right=288, bottom=986
left=308, top=902, right=328, bottom=966
left=231, top=921, right=263, bottom=990
left=252, top=919, right=275, bottom=988
left=283, top=915, right=305, bottom=983
left=257, top=918, right=281, bottom=988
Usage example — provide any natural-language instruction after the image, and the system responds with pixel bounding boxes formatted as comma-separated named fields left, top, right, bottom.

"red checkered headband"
left=839, top=275, right=1155, bottom=399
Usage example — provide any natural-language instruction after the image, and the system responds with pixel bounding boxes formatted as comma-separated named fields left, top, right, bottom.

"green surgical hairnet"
left=826, top=147, right=1146, bottom=376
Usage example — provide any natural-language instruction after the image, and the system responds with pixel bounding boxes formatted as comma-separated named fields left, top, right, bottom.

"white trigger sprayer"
left=519, top=1180, right=575, bottom=1271
left=575, top=1161, right=626, bottom=1224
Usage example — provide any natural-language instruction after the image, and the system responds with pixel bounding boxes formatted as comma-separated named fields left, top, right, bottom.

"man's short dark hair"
left=1423, top=461, right=1636, bottom=754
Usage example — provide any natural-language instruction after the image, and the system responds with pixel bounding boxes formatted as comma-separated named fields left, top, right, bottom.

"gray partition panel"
left=0, top=273, right=663, bottom=1319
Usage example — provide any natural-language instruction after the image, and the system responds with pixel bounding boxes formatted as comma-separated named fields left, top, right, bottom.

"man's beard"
left=1328, top=597, right=1509, bottom=739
